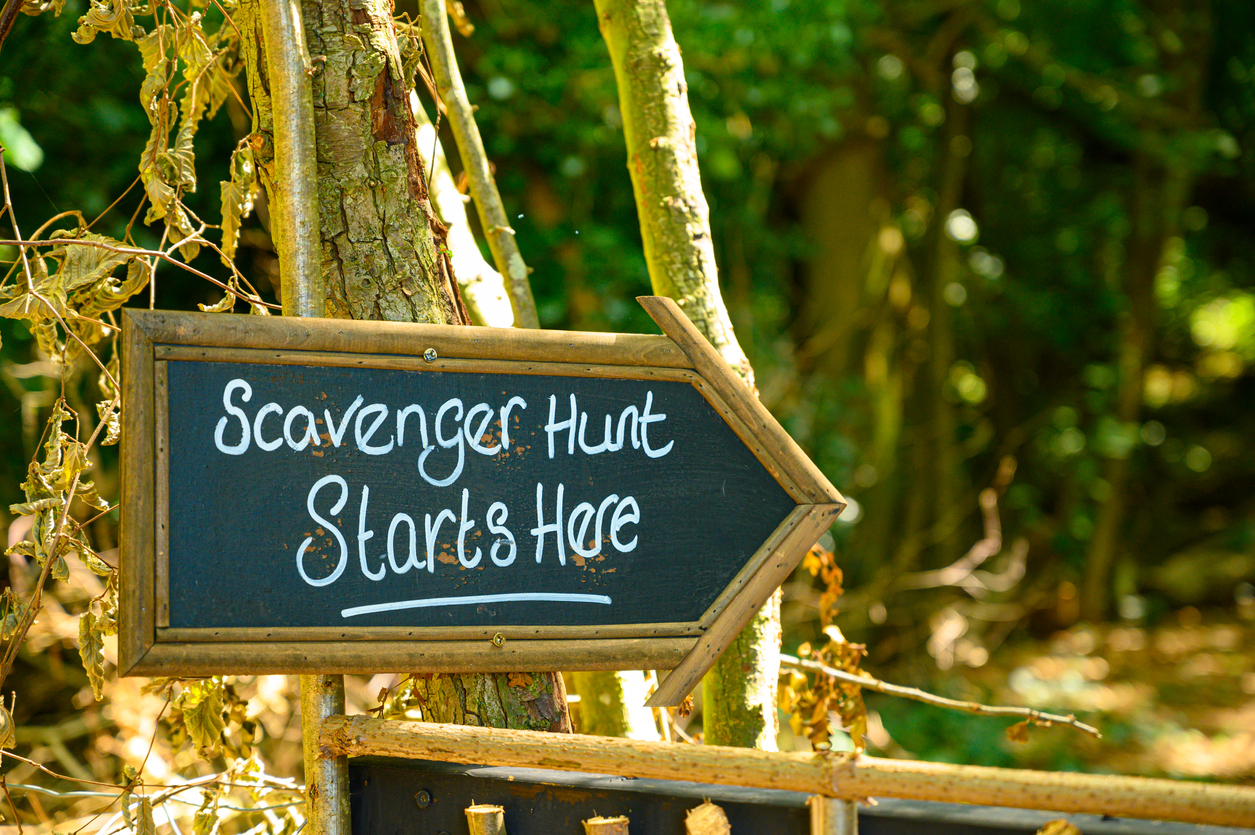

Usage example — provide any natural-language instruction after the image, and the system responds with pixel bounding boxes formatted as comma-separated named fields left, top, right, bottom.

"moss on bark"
left=595, top=0, right=778, bottom=750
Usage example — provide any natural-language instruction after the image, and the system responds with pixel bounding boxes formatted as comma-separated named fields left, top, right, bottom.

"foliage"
left=780, top=628, right=869, bottom=752
left=0, top=0, right=276, bottom=829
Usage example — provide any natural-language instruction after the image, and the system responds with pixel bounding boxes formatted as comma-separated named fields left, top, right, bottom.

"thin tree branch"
left=0, top=238, right=282, bottom=310
left=0, top=155, right=39, bottom=292
left=410, top=92, right=513, bottom=327
left=0, top=394, right=118, bottom=690
left=779, top=654, right=1102, bottom=739
left=0, top=471, right=82, bottom=689
left=420, top=0, right=539, bottom=328
left=0, top=0, right=23, bottom=58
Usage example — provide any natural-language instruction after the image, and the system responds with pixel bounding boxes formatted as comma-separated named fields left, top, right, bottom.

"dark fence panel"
left=349, top=758, right=1254, bottom=835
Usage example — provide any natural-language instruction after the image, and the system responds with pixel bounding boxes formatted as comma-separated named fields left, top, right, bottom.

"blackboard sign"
left=120, top=298, right=843, bottom=703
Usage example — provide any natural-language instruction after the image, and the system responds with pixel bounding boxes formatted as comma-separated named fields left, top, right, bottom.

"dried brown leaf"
left=1007, top=720, right=1032, bottom=744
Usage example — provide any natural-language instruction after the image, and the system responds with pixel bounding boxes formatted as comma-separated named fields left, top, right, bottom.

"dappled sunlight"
left=948, top=613, right=1255, bottom=779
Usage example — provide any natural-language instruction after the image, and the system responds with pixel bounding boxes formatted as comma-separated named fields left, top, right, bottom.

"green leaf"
left=177, top=27, right=218, bottom=134
left=74, top=0, right=142, bottom=44
left=84, top=550, right=114, bottom=577
left=219, top=142, right=256, bottom=266
left=53, top=231, right=133, bottom=295
left=0, top=108, right=45, bottom=172
left=4, top=541, right=34, bottom=563
left=0, top=248, right=63, bottom=325
left=98, top=345, right=121, bottom=401
left=140, top=677, right=175, bottom=696
left=139, top=95, right=200, bottom=258
left=77, top=257, right=151, bottom=322
left=136, top=796, right=157, bottom=835
left=20, top=0, right=66, bottom=15
left=193, top=790, right=220, bottom=835
left=198, top=291, right=236, bottom=313
left=74, top=480, right=109, bottom=512
left=97, top=400, right=121, bottom=446
left=9, top=497, right=60, bottom=516
left=137, top=25, right=174, bottom=74
left=78, top=609, right=107, bottom=700
left=181, top=682, right=226, bottom=754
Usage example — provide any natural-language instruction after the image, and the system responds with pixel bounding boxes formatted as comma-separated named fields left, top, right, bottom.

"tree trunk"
left=239, top=0, right=569, bottom=732
left=411, top=672, right=572, bottom=733
left=793, top=140, right=908, bottom=600
left=242, top=0, right=464, bottom=322
left=1081, top=0, right=1209, bottom=619
left=570, top=670, right=660, bottom=739
left=594, top=0, right=777, bottom=749
left=1081, top=153, right=1190, bottom=620
left=896, top=92, right=969, bottom=577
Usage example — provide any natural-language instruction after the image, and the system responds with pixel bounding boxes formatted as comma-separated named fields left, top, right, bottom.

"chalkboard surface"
left=121, top=303, right=843, bottom=687
left=164, top=359, right=794, bottom=630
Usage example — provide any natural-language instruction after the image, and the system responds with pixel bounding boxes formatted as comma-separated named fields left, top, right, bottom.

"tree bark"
left=1081, top=153, right=1190, bottom=620
left=594, top=0, right=776, bottom=749
left=897, top=93, right=969, bottom=576
left=243, top=0, right=466, bottom=322
left=409, top=672, right=572, bottom=733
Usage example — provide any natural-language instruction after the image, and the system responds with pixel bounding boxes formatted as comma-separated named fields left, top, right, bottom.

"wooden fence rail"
left=320, top=716, right=1255, bottom=829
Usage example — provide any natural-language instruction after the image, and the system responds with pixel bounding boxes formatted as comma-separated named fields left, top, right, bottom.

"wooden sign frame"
left=120, top=297, right=843, bottom=704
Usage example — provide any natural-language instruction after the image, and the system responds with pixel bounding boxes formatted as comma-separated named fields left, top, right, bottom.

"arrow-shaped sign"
left=120, top=297, right=843, bottom=705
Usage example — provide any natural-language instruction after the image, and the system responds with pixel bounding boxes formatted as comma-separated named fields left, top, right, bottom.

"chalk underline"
left=340, top=592, right=613, bottom=619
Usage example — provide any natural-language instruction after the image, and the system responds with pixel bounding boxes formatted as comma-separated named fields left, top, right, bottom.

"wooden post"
left=583, top=816, right=629, bottom=834
left=684, top=801, right=729, bottom=835
left=258, top=0, right=344, bottom=833
left=809, top=797, right=857, bottom=835
left=465, top=804, right=507, bottom=835
left=301, top=675, right=348, bottom=835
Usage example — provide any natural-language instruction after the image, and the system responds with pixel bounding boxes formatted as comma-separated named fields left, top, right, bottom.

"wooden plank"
left=808, top=797, right=857, bottom=835
left=638, top=296, right=844, bottom=509
left=319, top=719, right=1255, bottom=829
left=152, top=344, right=699, bottom=384
left=156, top=620, right=704, bottom=642
left=154, top=360, right=170, bottom=629
left=131, top=309, right=693, bottom=369
left=646, top=504, right=841, bottom=708
left=323, top=717, right=833, bottom=795
left=125, top=636, right=697, bottom=676
left=118, top=313, right=156, bottom=675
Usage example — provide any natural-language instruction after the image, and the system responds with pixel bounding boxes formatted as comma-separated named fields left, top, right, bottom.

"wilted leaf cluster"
left=780, top=628, right=869, bottom=752
left=7, top=401, right=110, bottom=581
left=0, top=0, right=278, bottom=826
left=146, top=677, right=263, bottom=761
left=801, top=540, right=844, bottom=627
